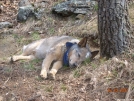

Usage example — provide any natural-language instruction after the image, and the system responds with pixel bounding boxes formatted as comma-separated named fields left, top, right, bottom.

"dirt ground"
left=0, top=0, right=134, bottom=101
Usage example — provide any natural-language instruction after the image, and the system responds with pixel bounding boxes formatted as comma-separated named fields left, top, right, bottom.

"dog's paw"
left=40, top=69, right=47, bottom=79
left=48, top=69, right=57, bottom=80
left=7, top=57, right=14, bottom=63
left=48, top=72, right=55, bottom=80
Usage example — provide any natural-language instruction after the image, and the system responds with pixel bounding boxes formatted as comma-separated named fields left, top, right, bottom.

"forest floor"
left=0, top=0, right=134, bottom=101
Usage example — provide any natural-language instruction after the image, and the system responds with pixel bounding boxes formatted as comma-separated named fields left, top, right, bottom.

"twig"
left=119, top=69, right=124, bottom=78
left=125, top=81, right=134, bottom=100
left=89, top=15, right=97, bottom=23
left=3, top=77, right=10, bottom=85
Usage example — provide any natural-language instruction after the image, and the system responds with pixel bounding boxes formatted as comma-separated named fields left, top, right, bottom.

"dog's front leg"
left=49, top=61, right=62, bottom=79
left=40, top=54, right=56, bottom=79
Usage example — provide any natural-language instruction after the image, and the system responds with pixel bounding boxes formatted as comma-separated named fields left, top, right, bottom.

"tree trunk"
left=98, top=0, right=131, bottom=58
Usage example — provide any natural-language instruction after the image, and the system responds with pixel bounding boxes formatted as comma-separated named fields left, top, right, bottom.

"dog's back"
left=23, top=36, right=78, bottom=59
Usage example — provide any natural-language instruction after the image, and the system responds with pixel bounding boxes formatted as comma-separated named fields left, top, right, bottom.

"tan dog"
left=10, top=36, right=99, bottom=79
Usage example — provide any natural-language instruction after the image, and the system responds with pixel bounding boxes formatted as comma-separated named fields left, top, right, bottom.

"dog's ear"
left=78, top=37, right=88, bottom=47
left=91, top=50, right=99, bottom=59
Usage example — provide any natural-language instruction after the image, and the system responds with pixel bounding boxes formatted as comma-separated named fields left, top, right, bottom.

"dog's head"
left=63, top=37, right=99, bottom=67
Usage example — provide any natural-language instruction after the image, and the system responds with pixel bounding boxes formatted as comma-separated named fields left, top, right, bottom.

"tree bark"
left=98, top=0, right=131, bottom=58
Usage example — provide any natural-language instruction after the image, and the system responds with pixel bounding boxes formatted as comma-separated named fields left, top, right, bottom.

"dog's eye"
left=75, top=50, right=81, bottom=58
left=78, top=53, right=81, bottom=58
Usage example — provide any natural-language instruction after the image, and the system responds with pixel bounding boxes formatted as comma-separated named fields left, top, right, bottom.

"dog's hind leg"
left=10, top=55, right=35, bottom=62
left=48, top=61, right=62, bottom=79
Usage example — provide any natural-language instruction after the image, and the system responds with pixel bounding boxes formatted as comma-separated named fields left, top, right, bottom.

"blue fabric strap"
left=63, top=50, right=69, bottom=66
left=63, top=42, right=75, bottom=66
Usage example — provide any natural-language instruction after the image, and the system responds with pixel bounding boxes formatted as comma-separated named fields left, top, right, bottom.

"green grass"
left=62, top=65, right=69, bottom=70
left=132, top=54, right=134, bottom=58
left=83, top=58, right=91, bottom=65
left=31, top=59, right=41, bottom=64
left=13, top=34, right=32, bottom=45
left=49, top=28, right=55, bottom=35
left=35, top=76, right=43, bottom=81
left=45, top=85, right=53, bottom=92
left=93, top=39, right=98, bottom=44
left=100, top=58, right=107, bottom=64
left=2, top=57, right=7, bottom=61
left=13, top=34, right=23, bottom=44
left=61, top=84, right=67, bottom=91
left=22, top=59, right=40, bottom=71
left=40, top=85, right=53, bottom=92
left=73, top=68, right=83, bottom=78
left=23, top=62, right=35, bottom=70
left=112, top=70, right=118, bottom=77
left=32, top=31, right=40, bottom=40
left=91, top=63, right=98, bottom=69
left=4, top=67, right=13, bottom=73
left=93, top=4, right=98, bottom=11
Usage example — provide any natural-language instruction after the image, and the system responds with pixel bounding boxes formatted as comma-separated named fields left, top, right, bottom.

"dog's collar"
left=63, top=42, right=75, bottom=67
left=63, top=49, right=69, bottom=66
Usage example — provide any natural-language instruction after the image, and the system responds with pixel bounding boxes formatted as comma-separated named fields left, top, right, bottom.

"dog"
left=10, top=36, right=99, bottom=79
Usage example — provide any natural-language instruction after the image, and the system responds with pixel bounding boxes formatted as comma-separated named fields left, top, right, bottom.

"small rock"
left=18, top=0, right=31, bottom=7
left=0, top=22, right=13, bottom=29
left=17, top=0, right=34, bottom=22
left=34, top=8, right=46, bottom=20
left=17, top=1, right=48, bottom=22
left=52, top=0, right=97, bottom=16
left=17, top=5, right=35, bottom=22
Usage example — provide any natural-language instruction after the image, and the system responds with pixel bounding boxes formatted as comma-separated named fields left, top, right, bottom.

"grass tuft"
left=32, top=31, right=40, bottom=40
left=45, top=86, right=53, bottom=92
left=73, top=68, right=83, bottom=78
left=61, top=84, right=67, bottom=91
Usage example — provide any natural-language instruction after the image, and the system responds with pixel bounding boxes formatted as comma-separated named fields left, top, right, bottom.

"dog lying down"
left=10, top=36, right=99, bottom=79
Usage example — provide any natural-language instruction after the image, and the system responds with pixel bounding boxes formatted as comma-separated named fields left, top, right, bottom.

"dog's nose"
left=70, top=63, right=77, bottom=67
left=73, top=64, right=77, bottom=67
